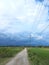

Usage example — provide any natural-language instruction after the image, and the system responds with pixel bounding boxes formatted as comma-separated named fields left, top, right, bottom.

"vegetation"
left=0, top=47, right=24, bottom=65
left=0, top=47, right=49, bottom=65
left=27, top=47, right=49, bottom=65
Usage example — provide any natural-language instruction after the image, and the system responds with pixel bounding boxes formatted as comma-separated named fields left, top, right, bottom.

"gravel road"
left=6, top=48, right=29, bottom=65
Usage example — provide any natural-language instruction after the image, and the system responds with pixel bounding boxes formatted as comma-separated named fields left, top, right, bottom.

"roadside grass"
left=0, top=47, right=24, bottom=65
left=27, top=47, right=49, bottom=65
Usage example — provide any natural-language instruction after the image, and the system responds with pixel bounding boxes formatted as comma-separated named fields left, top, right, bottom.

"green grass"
left=27, top=47, right=49, bottom=65
left=0, top=47, right=24, bottom=65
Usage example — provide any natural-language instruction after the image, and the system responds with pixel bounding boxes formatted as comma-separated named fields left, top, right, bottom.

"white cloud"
left=0, top=0, right=48, bottom=34
left=37, top=23, right=46, bottom=30
left=16, top=16, right=26, bottom=21
left=36, top=35, right=43, bottom=40
left=29, top=33, right=43, bottom=40
left=0, top=19, right=9, bottom=32
left=0, top=1, right=4, bottom=9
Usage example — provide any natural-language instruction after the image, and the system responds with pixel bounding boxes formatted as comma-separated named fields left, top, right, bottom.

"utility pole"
left=27, top=33, right=31, bottom=46
left=29, top=32, right=32, bottom=46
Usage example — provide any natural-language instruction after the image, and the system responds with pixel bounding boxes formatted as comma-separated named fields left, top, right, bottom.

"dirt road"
left=6, top=48, right=29, bottom=65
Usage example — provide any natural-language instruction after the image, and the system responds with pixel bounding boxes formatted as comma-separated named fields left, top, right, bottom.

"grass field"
left=0, top=47, right=24, bottom=65
left=27, top=47, right=49, bottom=65
left=0, top=47, right=49, bottom=65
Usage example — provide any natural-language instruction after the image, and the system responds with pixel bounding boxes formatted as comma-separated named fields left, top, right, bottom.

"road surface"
left=6, top=48, right=29, bottom=65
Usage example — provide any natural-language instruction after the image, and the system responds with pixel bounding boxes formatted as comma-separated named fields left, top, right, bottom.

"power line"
left=40, top=24, right=49, bottom=34
left=36, top=0, right=49, bottom=35
left=44, top=0, right=49, bottom=21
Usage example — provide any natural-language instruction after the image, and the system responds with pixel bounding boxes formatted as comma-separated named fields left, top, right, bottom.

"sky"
left=0, top=0, right=49, bottom=39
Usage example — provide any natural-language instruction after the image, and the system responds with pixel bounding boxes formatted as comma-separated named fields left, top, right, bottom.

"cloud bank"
left=0, top=0, right=49, bottom=36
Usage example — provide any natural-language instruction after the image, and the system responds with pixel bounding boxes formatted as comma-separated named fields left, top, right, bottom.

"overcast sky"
left=0, top=0, right=49, bottom=36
